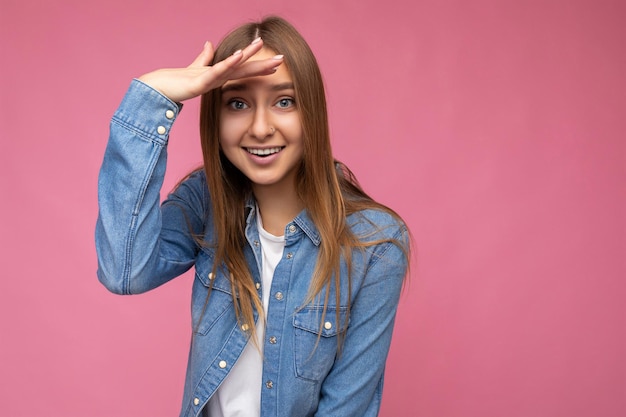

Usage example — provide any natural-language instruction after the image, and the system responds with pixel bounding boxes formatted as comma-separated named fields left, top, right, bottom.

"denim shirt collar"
left=245, top=197, right=321, bottom=246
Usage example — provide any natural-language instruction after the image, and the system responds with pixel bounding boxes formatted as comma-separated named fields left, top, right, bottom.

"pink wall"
left=1, top=0, right=624, bottom=416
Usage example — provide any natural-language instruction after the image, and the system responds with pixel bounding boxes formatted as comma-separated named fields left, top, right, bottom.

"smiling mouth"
left=246, top=147, right=284, bottom=157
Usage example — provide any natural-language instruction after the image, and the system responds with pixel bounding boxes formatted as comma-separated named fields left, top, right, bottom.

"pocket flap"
left=293, top=306, right=348, bottom=337
left=194, top=251, right=233, bottom=294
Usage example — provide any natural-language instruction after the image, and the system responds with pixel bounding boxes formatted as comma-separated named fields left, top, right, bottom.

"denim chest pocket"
left=192, top=251, right=234, bottom=336
left=293, top=306, right=349, bottom=382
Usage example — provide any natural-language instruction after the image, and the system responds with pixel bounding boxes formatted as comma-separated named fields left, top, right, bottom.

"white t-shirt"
left=205, top=211, right=285, bottom=416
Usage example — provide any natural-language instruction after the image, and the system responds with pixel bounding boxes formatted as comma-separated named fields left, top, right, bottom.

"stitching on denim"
left=121, top=136, right=164, bottom=294
left=111, top=117, right=167, bottom=146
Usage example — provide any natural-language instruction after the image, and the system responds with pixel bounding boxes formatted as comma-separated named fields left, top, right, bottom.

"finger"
left=237, top=37, right=264, bottom=64
left=228, top=56, right=284, bottom=80
left=211, top=37, right=264, bottom=76
left=189, top=41, right=214, bottom=68
left=204, top=56, right=283, bottom=89
left=191, top=55, right=282, bottom=94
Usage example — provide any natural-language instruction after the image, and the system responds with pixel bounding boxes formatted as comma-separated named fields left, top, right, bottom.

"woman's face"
left=219, top=48, right=303, bottom=194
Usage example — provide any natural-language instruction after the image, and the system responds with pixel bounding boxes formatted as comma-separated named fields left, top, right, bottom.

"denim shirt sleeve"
left=315, top=224, right=409, bottom=417
left=95, top=79, right=203, bottom=294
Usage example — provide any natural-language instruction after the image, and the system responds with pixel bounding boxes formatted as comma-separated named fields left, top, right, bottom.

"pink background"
left=1, top=0, right=624, bottom=416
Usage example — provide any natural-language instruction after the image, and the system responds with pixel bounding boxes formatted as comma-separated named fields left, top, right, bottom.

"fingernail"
left=273, top=55, right=284, bottom=60
left=233, top=49, right=242, bottom=56
left=252, top=37, right=262, bottom=45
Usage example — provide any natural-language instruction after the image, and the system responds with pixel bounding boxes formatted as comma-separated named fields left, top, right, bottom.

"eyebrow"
left=221, top=82, right=295, bottom=94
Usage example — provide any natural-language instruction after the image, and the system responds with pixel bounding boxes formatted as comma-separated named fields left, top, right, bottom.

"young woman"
left=96, top=16, right=409, bottom=417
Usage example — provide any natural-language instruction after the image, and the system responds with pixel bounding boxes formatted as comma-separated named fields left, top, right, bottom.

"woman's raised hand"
left=138, top=38, right=282, bottom=103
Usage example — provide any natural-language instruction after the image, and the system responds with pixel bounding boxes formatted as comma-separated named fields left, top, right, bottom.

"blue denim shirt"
left=96, top=80, right=408, bottom=417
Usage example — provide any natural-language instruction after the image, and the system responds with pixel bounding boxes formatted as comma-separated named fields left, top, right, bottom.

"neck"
left=253, top=182, right=304, bottom=236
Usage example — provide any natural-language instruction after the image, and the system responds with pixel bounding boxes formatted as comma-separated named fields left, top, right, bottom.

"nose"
left=248, top=107, right=273, bottom=140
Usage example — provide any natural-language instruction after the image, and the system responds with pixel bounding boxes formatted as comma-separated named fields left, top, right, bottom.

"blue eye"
left=276, top=98, right=295, bottom=109
left=228, top=100, right=248, bottom=110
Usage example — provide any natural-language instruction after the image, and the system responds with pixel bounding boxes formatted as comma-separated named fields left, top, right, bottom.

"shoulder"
left=171, top=168, right=207, bottom=195
left=164, top=168, right=210, bottom=214
left=347, top=208, right=408, bottom=244
left=346, top=208, right=410, bottom=281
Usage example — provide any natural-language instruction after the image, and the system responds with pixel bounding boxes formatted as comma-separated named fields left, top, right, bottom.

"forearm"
left=95, top=80, right=187, bottom=294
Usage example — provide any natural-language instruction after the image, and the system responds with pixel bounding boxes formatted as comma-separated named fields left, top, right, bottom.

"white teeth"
left=247, top=147, right=282, bottom=156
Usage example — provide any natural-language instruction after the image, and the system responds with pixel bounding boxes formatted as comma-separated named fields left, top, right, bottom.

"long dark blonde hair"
left=197, top=16, right=408, bottom=348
